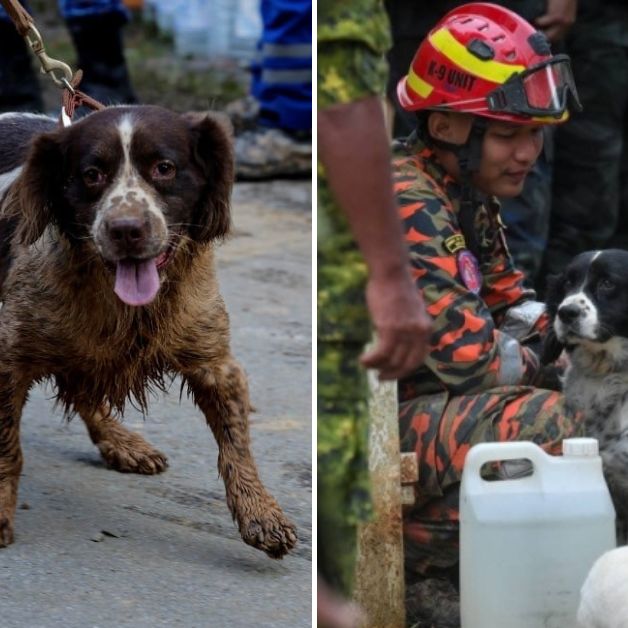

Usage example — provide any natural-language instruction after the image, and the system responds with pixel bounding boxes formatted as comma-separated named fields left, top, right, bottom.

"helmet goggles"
left=486, top=54, right=582, bottom=118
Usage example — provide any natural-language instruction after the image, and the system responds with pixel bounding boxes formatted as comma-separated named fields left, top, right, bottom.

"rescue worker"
left=392, top=4, right=585, bottom=625
left=318, top=0, right=431, bottom=622
left=233, top=0, right=312, bottom=180
left=385, top=0, right=576, bottom=290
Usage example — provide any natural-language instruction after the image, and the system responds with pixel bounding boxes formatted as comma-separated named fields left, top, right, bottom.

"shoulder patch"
left=444, top=234, right=466, bottom=254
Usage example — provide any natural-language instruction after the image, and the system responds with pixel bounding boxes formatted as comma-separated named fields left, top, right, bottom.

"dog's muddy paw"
left=97, top=437, right=169, bottom=475
left=0, top=515, right=14, bottom=548
left=240, top=510, right=297, bottom=559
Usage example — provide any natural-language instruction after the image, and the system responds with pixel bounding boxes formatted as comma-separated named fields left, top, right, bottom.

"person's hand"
left=360, top=273, right=432, bottom=381
left=535, top=0, right=577, bottom=43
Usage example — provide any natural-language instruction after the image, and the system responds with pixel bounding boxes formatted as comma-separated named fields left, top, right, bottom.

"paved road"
left=0, top=181, right=312, bottom=628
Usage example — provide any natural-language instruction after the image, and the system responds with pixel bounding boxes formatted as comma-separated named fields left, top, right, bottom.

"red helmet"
left=397, top=2, right=581, bottom=124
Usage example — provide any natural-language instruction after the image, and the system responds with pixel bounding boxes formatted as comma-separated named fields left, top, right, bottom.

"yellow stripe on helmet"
left=430, top=28, right=525, bottom=84
left=407, top=70, right=434, bottom=98
left=532, top=110, right=570, bottom=124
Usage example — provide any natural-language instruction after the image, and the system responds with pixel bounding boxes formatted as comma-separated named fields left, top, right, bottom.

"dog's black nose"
left=107, top=217, right=148, bottom=251
left=558, top=303, right=581, bottom=324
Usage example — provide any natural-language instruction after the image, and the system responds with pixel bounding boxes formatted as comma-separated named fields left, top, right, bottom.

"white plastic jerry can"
left=460, top=438, right=616, bottom=628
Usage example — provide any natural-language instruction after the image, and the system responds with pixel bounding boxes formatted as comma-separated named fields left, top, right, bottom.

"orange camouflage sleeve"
left=394, top=157, right=540, bottom=395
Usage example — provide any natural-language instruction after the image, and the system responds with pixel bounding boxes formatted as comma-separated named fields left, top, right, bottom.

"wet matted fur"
left=0, top=107, right=296, bottom=558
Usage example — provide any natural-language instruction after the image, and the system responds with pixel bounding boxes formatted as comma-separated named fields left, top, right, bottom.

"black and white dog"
left=544, top=249, right=628, bottom=537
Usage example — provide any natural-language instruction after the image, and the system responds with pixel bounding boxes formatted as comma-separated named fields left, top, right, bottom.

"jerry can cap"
left=562, top=438, right=599, bottom=457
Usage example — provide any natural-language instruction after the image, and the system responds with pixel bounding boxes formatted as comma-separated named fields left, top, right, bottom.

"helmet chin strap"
left=457, top=117, right=487, bottom=260
left=419, top=114, right=488, bottom=259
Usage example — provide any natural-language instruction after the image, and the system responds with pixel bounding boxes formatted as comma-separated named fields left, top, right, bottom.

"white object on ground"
left=578, top=546, right=628, bottom=628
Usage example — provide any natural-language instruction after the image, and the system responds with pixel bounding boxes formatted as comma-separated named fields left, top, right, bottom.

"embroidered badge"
left=457, top=250, right=482, bottom=294
left=444, top=234, right=466, bottom=255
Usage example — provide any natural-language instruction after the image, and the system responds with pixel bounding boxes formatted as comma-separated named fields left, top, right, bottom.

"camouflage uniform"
left=392, top=135, right=585, bottom=577
left=317, top=0, right=391, bottom=597
left=540, top=0, right=628, bottom=291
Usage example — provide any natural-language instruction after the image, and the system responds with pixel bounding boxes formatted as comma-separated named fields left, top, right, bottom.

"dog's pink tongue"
left=114, top=259, right=160, bottom=306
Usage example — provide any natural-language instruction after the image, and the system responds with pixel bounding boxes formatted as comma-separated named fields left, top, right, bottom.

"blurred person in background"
left=539, top=0, right=628, bottom=296
left=232, top=0, right=311, bottom=180
left=0, top=0, right=137, bottom=112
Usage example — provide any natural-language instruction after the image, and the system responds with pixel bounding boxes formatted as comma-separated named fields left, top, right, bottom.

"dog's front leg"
left=76, top=402, right=168, bottom=475
left=184, top=359, right=297, bottom=559
left=0, top=371, right=29, bottom=547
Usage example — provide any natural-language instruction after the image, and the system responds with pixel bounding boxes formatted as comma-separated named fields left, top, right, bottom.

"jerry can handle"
left=462, top=441, right=548, bottom=485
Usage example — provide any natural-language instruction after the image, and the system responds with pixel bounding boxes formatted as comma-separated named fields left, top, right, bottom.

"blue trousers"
left=252, top=0, right=312, bottom=133
left=0, top=1, right=126, bottom=19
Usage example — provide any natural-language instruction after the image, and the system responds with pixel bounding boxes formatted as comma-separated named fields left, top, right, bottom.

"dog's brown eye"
left=82, top=167, right=105, bottom=187
left=152, top=161, right=176, bottom=180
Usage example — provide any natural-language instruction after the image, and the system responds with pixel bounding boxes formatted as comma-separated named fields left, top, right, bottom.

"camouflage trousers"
left=318, top=162, right=373, bottom=595
left=318, top=339, right=372, bottom=597
left=399, top=386, right=584, bottom=577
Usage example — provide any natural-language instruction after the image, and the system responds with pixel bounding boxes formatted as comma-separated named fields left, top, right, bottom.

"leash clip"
left=24, top=24, right=74, bottom=89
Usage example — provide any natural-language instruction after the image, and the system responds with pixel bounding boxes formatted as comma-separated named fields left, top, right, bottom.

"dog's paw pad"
left=98, top=440, right=169, bottom=475
left=241, top=512, right=297, bottom=559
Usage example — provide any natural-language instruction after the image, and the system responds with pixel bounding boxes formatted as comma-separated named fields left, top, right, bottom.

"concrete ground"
left=0, top=181, right=312, bottom=628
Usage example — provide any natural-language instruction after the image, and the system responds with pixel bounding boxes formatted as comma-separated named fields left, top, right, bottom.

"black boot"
left=0, top=20, right=44, bottom=112
left=66, top=12, right=138, bottom=105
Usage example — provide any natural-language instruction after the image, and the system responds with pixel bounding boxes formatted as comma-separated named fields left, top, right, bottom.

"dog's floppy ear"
left=4, top=131, right=64, bottom=245
left=183, top=112, right=233, bottom=243
left=541, top=272, right=566, bottom=365
left=544, top=271, right=565, bottom=319
left=541, top=326, right=564, bottom=365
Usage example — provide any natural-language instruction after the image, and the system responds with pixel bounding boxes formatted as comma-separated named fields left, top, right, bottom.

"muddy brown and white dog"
left=0, top=107, right=297, bottom=558
left=544, top=249, right=628, bottom=539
